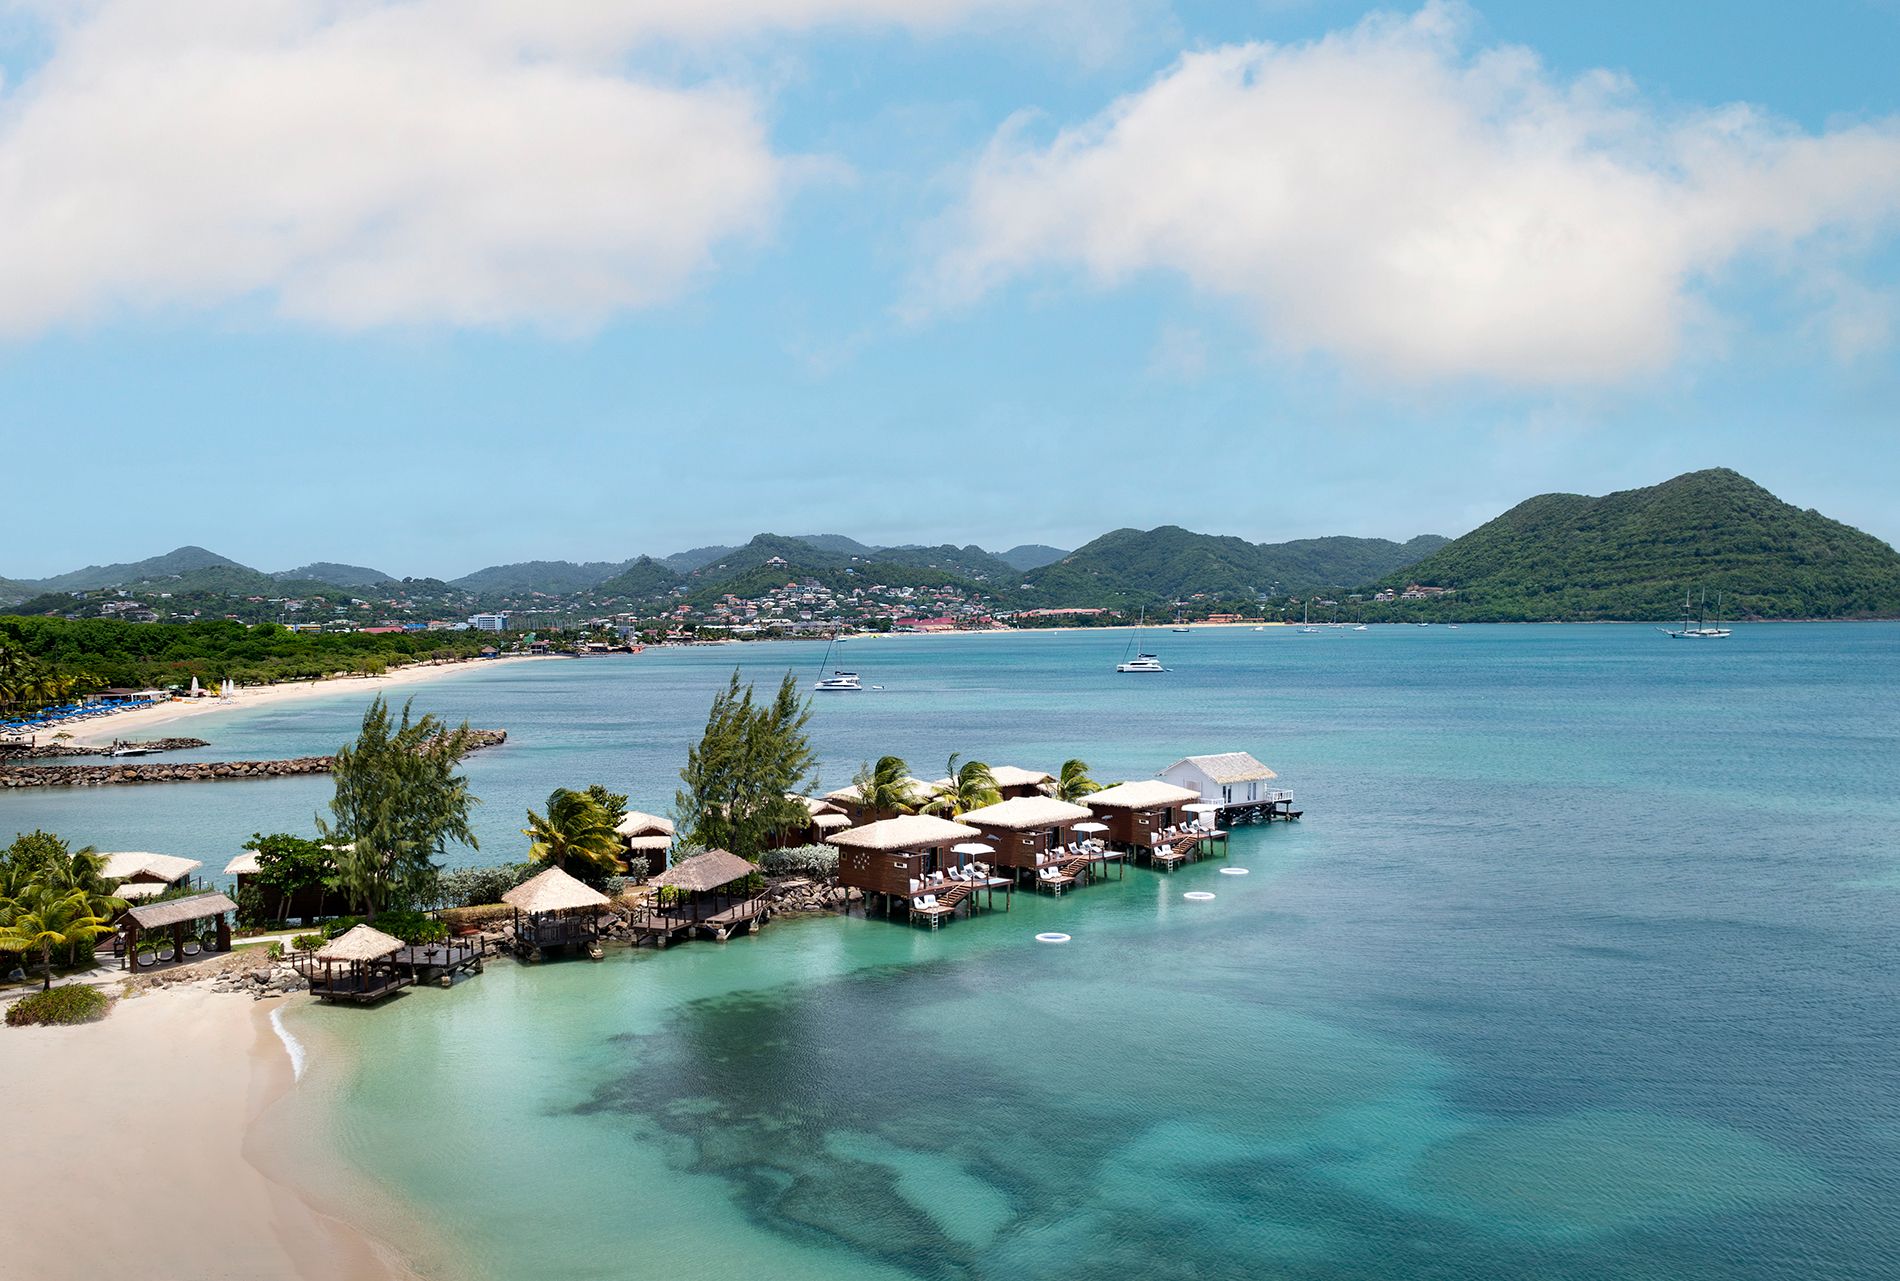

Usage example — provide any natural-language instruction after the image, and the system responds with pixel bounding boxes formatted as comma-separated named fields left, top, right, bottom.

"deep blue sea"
left=10, top=625, right=1900, bottom=1279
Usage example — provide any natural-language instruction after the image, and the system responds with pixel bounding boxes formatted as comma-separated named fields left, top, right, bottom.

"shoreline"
left=2, top=987, right=425, bottom=1280
left=55, top=654, right=558, bottom=748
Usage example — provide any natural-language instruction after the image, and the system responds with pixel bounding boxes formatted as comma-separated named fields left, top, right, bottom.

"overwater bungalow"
left=634, top=849, right=767, bottom=946
left=100, top=851, right=203, bottom=902
left=616, top=810, right=676, bottom=878
left=502, top=866, right=612, bottom=960
left=957, top=796, right=1113, bottom=891
left=120, top=892, right=237, bottom=972
left=827, top=814, right=1010, bottom=925
left=299, top=924, right=412, bottom=1003
left=821, top=777, right=932, bottom=824
left=1158, top=752, right=1299, bottom=824
left=1084, top=780, right=1207, bottom=863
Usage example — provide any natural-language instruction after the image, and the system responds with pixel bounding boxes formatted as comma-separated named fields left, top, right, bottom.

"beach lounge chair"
left=182, top=940, right=201, bottom=957
left=156, top=944, right=175, bottom=963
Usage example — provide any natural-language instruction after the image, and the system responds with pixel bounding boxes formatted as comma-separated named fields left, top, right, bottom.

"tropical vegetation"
left=1, top=832, right=126, bottom=980
left=1052, top=758, right=1101, bottom=803
left=920, top=754, right=999, bottom=817
left=233, top=832, right=338, bottom=927
left=848, top=754, right=916, bottom=815
left=523, top=787, right=626, bottom=885
left=315, top=696, right=479, bottom=923
left=6, top=983, right=109, bottom=1026
left=675, top=670, right=815, bottom=861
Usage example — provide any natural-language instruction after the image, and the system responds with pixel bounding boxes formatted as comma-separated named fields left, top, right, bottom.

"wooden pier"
left=393, top=939, right=485, bottom=986
left=631, top=897, right=769, bottom=947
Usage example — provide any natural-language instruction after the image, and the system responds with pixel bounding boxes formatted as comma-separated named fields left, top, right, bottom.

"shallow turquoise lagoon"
left=9, top=624, right=1900, bottom=1277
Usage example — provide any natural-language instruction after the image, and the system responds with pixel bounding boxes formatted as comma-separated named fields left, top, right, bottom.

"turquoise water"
left=9, top=625, right=1900, bottom=1278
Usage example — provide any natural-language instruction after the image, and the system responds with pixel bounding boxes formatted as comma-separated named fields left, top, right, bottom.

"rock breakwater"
left=0, top=729, right=506, bottom=788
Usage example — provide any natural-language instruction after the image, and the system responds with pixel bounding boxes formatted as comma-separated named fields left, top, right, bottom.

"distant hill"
left=1387, top=468, right=1900, bottom=620
left=273, top=562, right=395, bottom=589
left=791, top=534, right=880, bottom=557
left=999, top=544, right=1069, bottom=571
left=592, top=557, right=684, bottom=600
left=28, top=545, right=249, bottom=593
left=0, top=577, right=32, bottom=607
left=658, top=544, right=737, bottom=574
left=449, top=559, right=629, bottom=595
left=1021, top=527, right=1444, bottom=606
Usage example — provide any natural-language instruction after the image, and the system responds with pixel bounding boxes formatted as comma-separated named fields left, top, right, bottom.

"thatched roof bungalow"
left=827, top=814, right=981, bottom=898
left=301, top=924, right=410, bottom=1003
left=957, top=796, right=1093, bottom=871
left=822, top=777, right=931, bottom=824
left=616, top=810, right=676, bottom=877
left=102, top=851, right=202, bottom=896
left=1084, top=780, right=1201, bottom=847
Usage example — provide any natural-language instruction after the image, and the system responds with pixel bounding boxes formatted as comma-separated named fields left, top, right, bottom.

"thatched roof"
left=1169, top=752, right=1276, bottom=783
left=115, top=881, right=170, bottom=900
left=125, top=892, right=238, bottom=930
left=625, top=834, right=674, bottom=852
left=786, top=793, right=846, bottom=818
left=1085, top=780, right=1200, bottom=810
left=102, top=851, right=202, bottom=883
left=957, top=796, right=1094, bottom=830
left=826, top=814, right=981, bottom=852
left=315, top=923, right=405, bottom=963
left=651, top=849, right=756, bottom=894
left=821, top=777, right=930, bottom=806
left=502, top=865, right=612, bottom=915
left=812, top=812, right=850, bottom=830
left=924, top=765, right=1052, bottom=792
left=616, top=810, right=675, bottom=839
left=223, top=851, right=260, bottom=876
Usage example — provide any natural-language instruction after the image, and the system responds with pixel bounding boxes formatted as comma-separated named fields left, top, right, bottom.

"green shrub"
left=434, top=862, right=537, bottom=909
left=7, top=984, right=109, bottom=1027
left=266, top=941, right=284, bottom=961
left=291, top=933, right=326, bottom=953
left=324, top=910, right=446, bottom=945
left=760, top=844, right=838, bottom=878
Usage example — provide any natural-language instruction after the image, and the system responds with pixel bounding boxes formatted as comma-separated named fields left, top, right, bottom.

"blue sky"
left=2, top=0, right=1897, bottom=579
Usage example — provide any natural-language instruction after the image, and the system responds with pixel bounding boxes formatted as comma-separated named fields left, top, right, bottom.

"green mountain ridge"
left=1388, top=468, right=1900, bottom=620
left=273, top=561, right=396, bottom=588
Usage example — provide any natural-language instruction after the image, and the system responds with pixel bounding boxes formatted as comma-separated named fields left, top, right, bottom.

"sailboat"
left=1661, top=590, right=1732, bottom=639
left=813, top=632, right=863, bottom=691
left=1171, top=601, right=1191, bottom=633
left=1117, top=608, right=1167, bottom=672
left=1298, top=602, right=1321, bottom=634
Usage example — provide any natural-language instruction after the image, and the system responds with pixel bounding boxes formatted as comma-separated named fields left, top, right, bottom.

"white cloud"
left=0, top=0, right=1059, bottom=335
left=932, top=1, right=1900, bottom=386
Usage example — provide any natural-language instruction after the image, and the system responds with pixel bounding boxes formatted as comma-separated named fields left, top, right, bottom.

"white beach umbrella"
left=950, top=841, right=993, bottom=869
left=189, top=676, right=200, bottom=697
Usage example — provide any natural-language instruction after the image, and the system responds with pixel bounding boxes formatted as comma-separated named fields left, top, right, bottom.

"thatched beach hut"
left=502, top=865, right=611, bottom=959
left=957, top=796, right=1095, bottom=878
left=102, top=852, right=202, bottom=901
left=301, top=924, right=410, bottom=1003
left=1083, top=780, right=1201, bottom=848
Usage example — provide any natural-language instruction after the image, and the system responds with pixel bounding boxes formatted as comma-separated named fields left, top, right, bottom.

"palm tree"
left=523, top=788, right=625, bottom=880
left=0, top=886, right=114, bottom=990
left=1052, top=758, right=1101, bottom=803
left=849, top=755, right=917, bottom=816
left=32, top=842, right=126, bottom=965
left=921, top=754, right=1000, bottom=818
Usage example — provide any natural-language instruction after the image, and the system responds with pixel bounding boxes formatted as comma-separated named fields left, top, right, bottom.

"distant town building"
left=469, top=613, right=508, bottom=631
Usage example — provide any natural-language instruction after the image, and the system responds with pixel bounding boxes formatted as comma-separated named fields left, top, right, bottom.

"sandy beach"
left=0, top=988, right=419, bottom=1280
left=54, top=655, right=556, bottom=748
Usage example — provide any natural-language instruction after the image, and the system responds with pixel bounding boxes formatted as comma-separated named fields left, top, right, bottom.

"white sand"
left=0, top=987, right=420, bottom=1280
left=55, top=655, right=554, bottom=748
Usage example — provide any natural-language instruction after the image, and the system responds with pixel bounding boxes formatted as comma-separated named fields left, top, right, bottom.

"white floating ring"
left=1183, top=891, right=1216, bottom=901
left=1219, top=867, right=1250, bottom=876
left=1035, top=932, right=1071, bottom=944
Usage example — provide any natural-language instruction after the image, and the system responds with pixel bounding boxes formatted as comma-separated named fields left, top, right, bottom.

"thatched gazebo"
left=301, top=924, right=410, bottom=1003
left=503, top=865, right=612, bottom=960
left=122, top=892, right=237, bottom=972
left=637, top=849, right=766, bottom=945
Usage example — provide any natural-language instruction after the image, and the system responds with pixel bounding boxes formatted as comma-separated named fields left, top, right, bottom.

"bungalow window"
left=1222, top=785, right=1232, bottom=803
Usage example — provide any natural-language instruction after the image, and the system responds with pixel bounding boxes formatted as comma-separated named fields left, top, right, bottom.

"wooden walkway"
left=632, top=898, right=769, bottom=947
left=393, top=940, right=485, bottom=985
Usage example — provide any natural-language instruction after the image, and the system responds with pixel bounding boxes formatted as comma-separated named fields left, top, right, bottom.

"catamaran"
left=813, top=633, right=866, bottom=690
left=1661, top=590, right=1732, bottom=639
left=1117, top=608, right=1168, bottom=673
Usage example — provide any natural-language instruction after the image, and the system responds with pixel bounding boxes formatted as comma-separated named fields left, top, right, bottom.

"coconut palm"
left=28, top=840, right=126, bottom=965
left=0, top=886, right=114, bottom=990
left=849, top=755, right=917, bottom=816
left=523, top=788, right=625, bottom=881
left=921, top=754, right=1000, bottom=818
left=1052, top=758, right=1101, bottom=803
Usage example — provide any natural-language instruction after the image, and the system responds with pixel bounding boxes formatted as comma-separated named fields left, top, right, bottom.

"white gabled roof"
left=101, top=851, right=203, bottom=884
left=1167, top=752, right=1277, bottom=784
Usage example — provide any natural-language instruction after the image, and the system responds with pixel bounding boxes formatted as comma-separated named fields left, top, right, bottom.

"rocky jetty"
left=0, top=728, right=506, bottom=788
left=0, top=736, right=209, bottom=759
